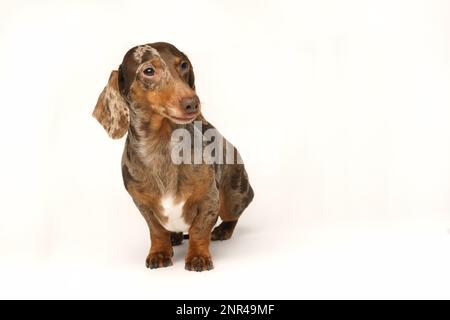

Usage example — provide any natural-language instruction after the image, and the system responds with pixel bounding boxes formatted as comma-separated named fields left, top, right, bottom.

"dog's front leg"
left=143, top=212, right=174, bottom=269
left=185, top=199, right=219, bottom=272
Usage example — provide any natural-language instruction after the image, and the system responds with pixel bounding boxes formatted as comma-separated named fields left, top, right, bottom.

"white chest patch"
left=160, top=195, right=189, bottom=232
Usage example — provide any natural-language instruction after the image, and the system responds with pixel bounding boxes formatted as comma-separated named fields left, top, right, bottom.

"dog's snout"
left=181, top=96, right=200, bottom=114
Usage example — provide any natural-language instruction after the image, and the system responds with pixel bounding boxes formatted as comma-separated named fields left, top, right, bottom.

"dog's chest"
left=159, top=195, right=190, bottom=232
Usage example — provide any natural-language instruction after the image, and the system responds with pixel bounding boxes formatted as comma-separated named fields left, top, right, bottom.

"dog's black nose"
left=181, top=96, right=200, bottom=114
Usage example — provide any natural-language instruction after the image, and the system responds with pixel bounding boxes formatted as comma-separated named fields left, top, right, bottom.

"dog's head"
left=92, top=42, right=199, bottom=139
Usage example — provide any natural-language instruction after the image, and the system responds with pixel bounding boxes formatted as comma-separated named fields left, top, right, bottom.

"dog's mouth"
left=165, top=112, right=198, bottom=124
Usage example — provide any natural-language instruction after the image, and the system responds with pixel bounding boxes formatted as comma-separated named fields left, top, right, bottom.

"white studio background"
left=1, top=0, right=450, bottom=299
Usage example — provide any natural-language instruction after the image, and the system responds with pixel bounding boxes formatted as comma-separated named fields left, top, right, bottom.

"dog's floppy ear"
left=92, top=70, right=129, bottom=139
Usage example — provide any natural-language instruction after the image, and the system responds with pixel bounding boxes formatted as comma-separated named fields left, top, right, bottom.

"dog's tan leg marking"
left=145, top=215, right=174, bottom=269
left=185, top=202, right=218, bottom=271
left=185, top=234, right=213, bottom=272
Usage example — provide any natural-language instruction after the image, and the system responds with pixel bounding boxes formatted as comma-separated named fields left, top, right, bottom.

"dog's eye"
left=180, top=61, right=189, bottom=71
left=143, top=67, right=155, bottom=76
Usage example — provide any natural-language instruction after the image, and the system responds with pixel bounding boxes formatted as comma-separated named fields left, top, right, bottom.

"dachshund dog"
left=92, top=42, right=254, bottom=271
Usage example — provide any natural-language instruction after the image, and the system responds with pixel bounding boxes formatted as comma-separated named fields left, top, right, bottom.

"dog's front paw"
left=185, top=255, right=214, bottom=272
left=146, top=252, right=173, bottom=269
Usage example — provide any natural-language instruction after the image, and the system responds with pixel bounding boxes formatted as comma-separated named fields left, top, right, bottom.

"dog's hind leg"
left=211, top=220, right=238, bottom=241
left=170, top=232, right=184, bottom=246
left=211, top=182, right=254, bottom=241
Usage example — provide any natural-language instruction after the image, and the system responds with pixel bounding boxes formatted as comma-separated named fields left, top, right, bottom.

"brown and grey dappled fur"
left=92, top=42, right=254, bottom=271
